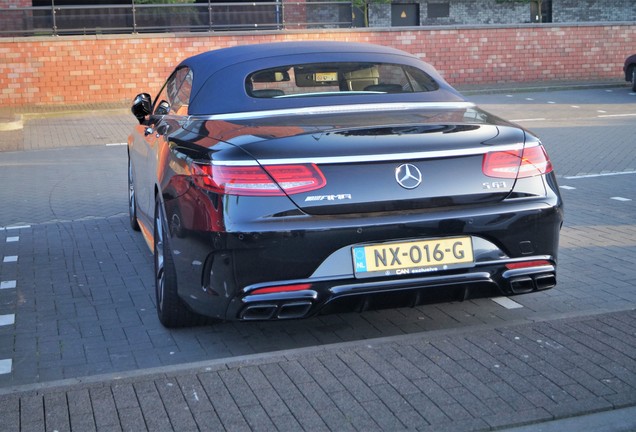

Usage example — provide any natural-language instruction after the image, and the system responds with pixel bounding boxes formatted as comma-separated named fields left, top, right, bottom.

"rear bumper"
left=231, top=258, right=557, bottom=321
left=167, top=178, right=563, bottom=321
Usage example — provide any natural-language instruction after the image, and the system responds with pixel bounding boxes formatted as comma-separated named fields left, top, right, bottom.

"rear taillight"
left=483, top=145, right=553, bottom=179
left=193, top=163, right=326, bottom=196
left=251, top=283, right=312, bottom=295
left=505, top=260, right=552, bottom=270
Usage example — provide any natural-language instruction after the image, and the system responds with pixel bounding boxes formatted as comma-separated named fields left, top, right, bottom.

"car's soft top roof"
left=176, top=41, right=464, bottom=115
left=179, top=41, right=414, bottom=74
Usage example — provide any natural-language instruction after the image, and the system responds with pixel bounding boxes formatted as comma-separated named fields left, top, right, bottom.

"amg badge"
left=305, top=194, right=352, bottom=202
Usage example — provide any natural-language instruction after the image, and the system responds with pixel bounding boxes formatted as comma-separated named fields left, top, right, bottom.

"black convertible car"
left=128, top=42, right=563, bottom=327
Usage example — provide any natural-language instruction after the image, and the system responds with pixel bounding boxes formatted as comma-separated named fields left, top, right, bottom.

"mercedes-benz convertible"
left=128, top=42, right=563, bottom=327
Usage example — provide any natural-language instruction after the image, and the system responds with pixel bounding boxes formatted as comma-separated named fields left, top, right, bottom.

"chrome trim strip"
left=192, top=102, right=476, bottom=121
left=212, top=143, right=527, bottom=166
left=502, top=266, right=555, bottom=279
left=243, top=291, right=318, bottom=303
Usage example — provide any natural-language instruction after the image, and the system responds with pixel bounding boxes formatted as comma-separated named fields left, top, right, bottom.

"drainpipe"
left=51, top=0, right=57, bottom=36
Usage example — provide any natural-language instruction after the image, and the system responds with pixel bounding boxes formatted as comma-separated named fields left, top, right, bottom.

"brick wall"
left=0, top=0, right=31, bottom=6
left=1, top=23, right=634, bottom=108
left=283, top=0, right=307, bottom=29
left=0, top=0, right=32, bottom=34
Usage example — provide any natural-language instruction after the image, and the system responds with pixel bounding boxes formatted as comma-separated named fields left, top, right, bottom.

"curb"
left=457, top=80, right=625, bottom=96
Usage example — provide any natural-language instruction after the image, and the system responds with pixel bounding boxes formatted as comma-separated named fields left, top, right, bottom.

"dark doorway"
left=531, top=0, right=552, bottom=23
left=391, top=3, right=419, bottom=27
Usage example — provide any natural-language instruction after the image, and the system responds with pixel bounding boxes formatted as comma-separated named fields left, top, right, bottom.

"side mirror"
left=131, top=93, right=151, bottom=124
left=155, top=100, right=171, bottom=116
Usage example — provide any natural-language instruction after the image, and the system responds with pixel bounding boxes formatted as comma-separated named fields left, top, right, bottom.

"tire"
left=128, top=157, right=141, bottom=231
left=631, top=67, right=636, bottom=92
left=154, top=195, right=204, bottom=327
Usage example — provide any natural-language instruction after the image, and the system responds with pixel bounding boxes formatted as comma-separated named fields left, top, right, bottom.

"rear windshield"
left=246, top=62, right=439, bottom=99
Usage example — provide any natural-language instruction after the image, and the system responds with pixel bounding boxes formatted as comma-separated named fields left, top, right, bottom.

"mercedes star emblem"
left=395, top=163, right=422, bottom=189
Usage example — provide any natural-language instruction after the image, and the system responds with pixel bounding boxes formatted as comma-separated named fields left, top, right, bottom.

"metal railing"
left=0, top=1, right=359, bottom=37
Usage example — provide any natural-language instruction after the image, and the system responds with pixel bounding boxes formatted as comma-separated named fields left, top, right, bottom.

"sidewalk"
left=0, top=107, right=133, bottom=153
left=1, top=309, right=635, bottom=431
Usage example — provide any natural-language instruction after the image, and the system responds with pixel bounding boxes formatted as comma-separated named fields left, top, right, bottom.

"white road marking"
left=525, top=98, right=534, bottom=101
left=0, top=281, right=16, bottom=289
left=611, top=197, right=632, bottom=202
left=0, top=359, right=12, bottom=375
left=6, top=236, right=19, bottom=243
left=106, top=143, right=127, bottom=147
left=571, top=105, right=580, bottom=108
left=0, top=314, right=15, bottom=326
left=597, top=113, right=636, bottom=118
left=547, top=101, right=555, bottom=104
left=509, top=118, right=546, bottom=122
left=597, top=110, right=607, bottom=113
left=5, top=225, right=31, bottom=230
left=564, top=171, right=636, bottom=179
left=492, top=297, right=524, bottom=309
left=560, top=186, right=576, bottom=190
left=3, top=256, right=18, bottom=263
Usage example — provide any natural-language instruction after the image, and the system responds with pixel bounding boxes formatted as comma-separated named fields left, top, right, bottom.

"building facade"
left=1, top=0, right=635, bottom=35
left=368, top=0, right=636, bottom=28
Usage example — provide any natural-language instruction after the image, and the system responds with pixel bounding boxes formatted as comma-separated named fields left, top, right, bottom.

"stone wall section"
left=553, top=0, right=636, bottom=23
left=369, top=0, right=529, bottom=27
left=368, top=0, right=635, bottom=27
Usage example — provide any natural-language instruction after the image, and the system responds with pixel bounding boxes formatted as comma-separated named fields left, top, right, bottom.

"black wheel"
left=128, top=157, right=140, bottom=231
left=631, top=67, right=636, bottom=92
left=154, top=195, right=203, bottom=327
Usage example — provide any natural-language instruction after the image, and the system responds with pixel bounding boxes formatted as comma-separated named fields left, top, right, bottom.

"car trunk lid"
left=185, top=105, right=528, bottom=215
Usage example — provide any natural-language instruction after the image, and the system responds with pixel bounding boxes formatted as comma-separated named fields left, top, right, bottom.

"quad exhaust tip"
left=510, top=273, right=556, bottom=294
left=240, top=301, right=313, bottom=320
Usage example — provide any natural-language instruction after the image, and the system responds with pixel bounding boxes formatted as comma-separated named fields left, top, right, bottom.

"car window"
left=153, top=67, right=193, bottom=115
left=246, top=62, right=439, bottom=99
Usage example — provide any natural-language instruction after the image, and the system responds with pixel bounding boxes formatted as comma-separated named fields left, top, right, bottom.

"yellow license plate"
left=352, top=237, right=474, bottom=278
left=314, top=72, right=338, bottom=82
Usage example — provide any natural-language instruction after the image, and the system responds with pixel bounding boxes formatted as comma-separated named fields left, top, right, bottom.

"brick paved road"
left=0, top=85, right=635, bottom=430
left=1, top=310, right=635, bottom=431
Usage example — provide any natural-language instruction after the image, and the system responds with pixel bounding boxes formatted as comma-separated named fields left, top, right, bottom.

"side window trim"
left=152, top=67, right=193, bottom=116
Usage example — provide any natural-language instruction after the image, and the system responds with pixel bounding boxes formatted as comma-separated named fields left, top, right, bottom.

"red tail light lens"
left=251, top=283, right=312, bottom=295
left=193, top=163, right=326, bottom=196
left=483, top=145, right=553, bottom=179
left=505, top=260, right=552, bottom=270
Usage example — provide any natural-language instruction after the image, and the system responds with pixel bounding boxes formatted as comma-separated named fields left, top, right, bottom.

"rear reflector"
left=483, top=145, right=553, bottom=179
left=193, top=163, right=326, bottom=196
left=505, top=260, right=552, bottom=270
left=251, top=283, right=312, bottom=295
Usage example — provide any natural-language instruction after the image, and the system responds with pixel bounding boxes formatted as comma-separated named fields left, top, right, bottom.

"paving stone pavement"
left=0, top=108, right=134, bottom=153
left=0, top=82, right=635, bottom=431
left=0, top=310, right=635, bottom=431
